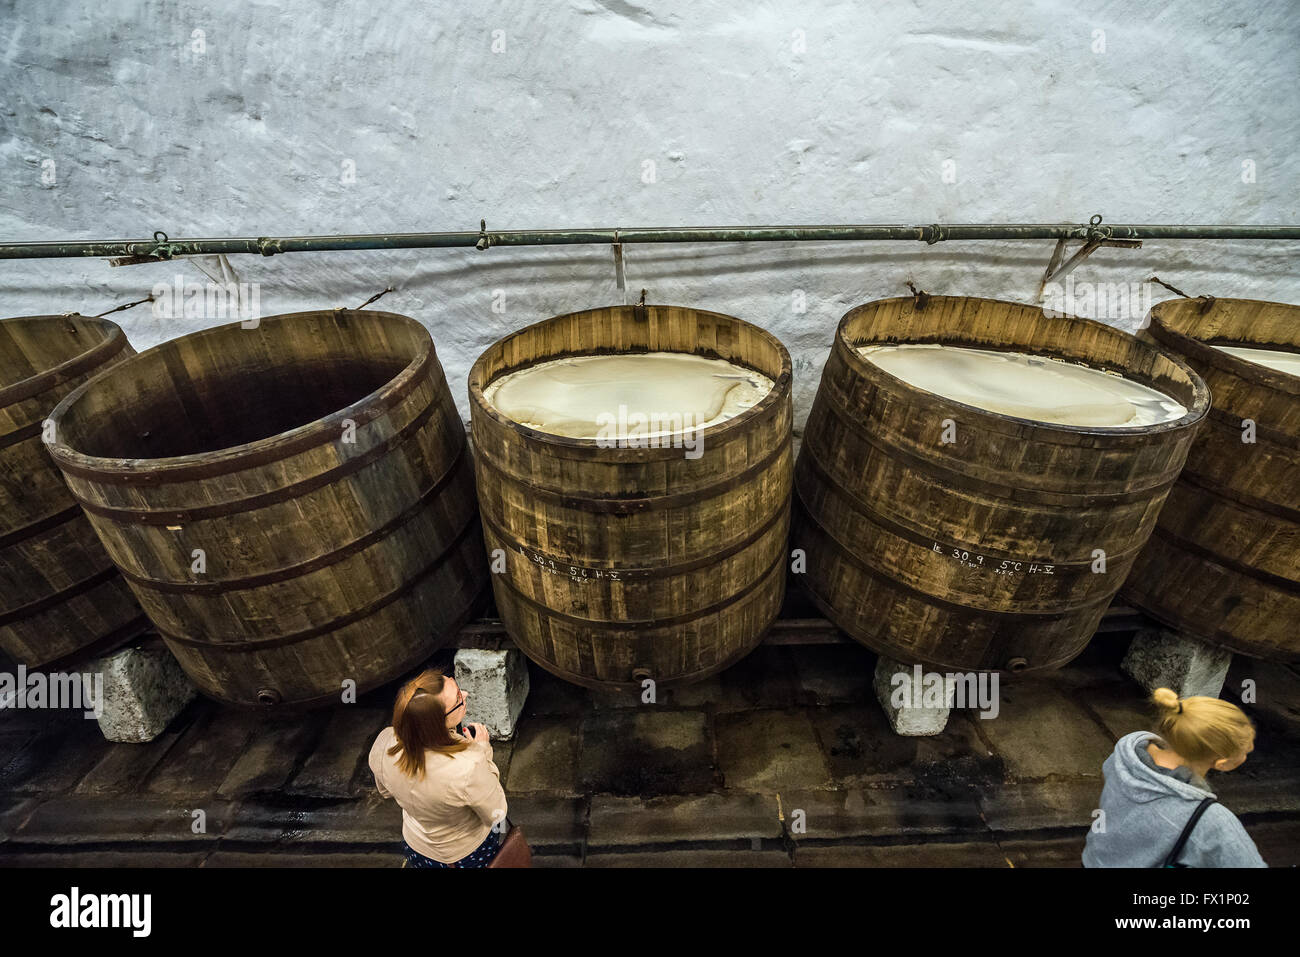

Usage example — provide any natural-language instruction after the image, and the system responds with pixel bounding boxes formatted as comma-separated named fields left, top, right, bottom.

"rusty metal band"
left=791, top=491, right=1117, bottom=621
left=819, top=388, right=1185, bottom=507
left=0, top=565, right=123, bottom=627
left=1173, top=467, right=1300, bottom=526
left=153, top=511, right=482, bottom=652
left=205, top=584, right=492, bottom=710
left=474, top=437, right=790, bottom=514
left=52, top=346, right=440, bottom=485
left=794, top=578, right=1093, bottom=675
left=1117, top=587, right=1296, bottom=663
left=0, top=503, right=86, bottom=551
left=0, top=324, right=128, bottom=408
left=491, top=541, right=787, bottom=630
left=0, top=420, right=45, bottom=452
left=117, top=448, right=470, bottom=595
left=29, top=612, right=153, bottom=673
left=480, top=496, right=788, bottom=580
left=70, top=397, right=455, bottom=525
left=1148, top=523, right=1300, bottom=595
left=795, top=443, right=1149, bottom=573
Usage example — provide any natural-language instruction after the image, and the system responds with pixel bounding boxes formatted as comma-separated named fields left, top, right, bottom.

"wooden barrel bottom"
left=158, top=524, right=489, bottom=707
left=1124, top=535, right=1300, bottom=663
left=190, top=584, right=491, bottom=711
left=493, top=555, right=788, bottom=692
left=0, top=575, right=146, bottom=670
left=793, top=501, right=1110, bottom=673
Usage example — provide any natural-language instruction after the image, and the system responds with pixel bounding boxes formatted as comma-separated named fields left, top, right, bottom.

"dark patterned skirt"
left=402, top=829, right=502, bottom=869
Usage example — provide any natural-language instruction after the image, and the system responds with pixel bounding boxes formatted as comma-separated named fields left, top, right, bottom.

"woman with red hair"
left=368, top=669, right=507, bottom=868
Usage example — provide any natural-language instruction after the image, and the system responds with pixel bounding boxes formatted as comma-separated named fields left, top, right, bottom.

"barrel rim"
left=44, top=308, right=436, bottom=482
left=0, top=314, right=128, bottom=409
left=466, top=301, right=793, bottom=455
left=835, top=295, right=1211, bottom=438
left=1146, top=296, right=1300, bottom=398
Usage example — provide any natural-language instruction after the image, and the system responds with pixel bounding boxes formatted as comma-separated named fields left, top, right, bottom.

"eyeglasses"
left=444, top=686, right=467, bottom=717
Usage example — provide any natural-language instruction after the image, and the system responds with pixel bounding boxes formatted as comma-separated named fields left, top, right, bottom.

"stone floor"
left=1, top=630, right=1298, bottom=867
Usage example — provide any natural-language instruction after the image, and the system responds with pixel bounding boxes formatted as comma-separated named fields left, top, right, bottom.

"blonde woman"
left=368, top=669, right=508, bottom=868
left=1083, top=687, right=1265, bottom=867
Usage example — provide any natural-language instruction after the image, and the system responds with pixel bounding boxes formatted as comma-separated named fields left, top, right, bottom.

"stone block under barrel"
left=469, top=302, right=793, bottom=691
left=45, top=309, right=488, bottom=707
left=1124, top=297, right=1299, bottom=661
left=792, top=295, right=1209, bottom=674
left=0, top=314, right=147, bottom=669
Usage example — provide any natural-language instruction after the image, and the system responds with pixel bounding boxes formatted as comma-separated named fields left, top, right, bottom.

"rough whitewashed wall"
left=1, top=0, right=1296, bottom=430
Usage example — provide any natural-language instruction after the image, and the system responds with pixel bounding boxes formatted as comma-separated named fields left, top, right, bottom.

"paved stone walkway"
left=1, top=632, right=1297, bottom=867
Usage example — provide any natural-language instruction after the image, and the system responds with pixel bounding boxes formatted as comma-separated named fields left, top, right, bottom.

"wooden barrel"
left=0, top=315, right=148, bottom=669
left=46, top=309, right=488, bottom=707
left=1124, top=297, right=1299, bottom=661
left=792, top=295, right=1209, bottom=674
left=468, top=303, right=793, bottom=691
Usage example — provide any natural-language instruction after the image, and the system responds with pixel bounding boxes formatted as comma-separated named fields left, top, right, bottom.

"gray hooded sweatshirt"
left=1082, top=731, right=1265, bottom=868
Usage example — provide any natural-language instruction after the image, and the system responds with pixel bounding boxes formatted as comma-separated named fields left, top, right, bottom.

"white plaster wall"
left=1, top=0, right=1296, bottom=432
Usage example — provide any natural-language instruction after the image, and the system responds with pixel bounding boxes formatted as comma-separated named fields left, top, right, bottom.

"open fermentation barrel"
left=1124, top=297, right=1300, bottom=661
left=793, top=295, right=1209, bottom=674
left=46, top=309, right=488, bottom=707
left=0, top=315, right=147, bottom=668
left=469, top=302, right=793, bottom=691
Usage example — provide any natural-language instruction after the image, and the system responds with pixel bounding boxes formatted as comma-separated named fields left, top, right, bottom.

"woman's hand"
left=466, top=722, right=490, bottom=744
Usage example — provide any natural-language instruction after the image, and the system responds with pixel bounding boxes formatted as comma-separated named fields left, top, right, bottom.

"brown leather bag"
left=488, top=821, right=532, bottom=868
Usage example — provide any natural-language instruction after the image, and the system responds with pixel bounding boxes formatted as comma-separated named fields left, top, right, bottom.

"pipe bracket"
left=1036, top=215, right=1141, bottom=301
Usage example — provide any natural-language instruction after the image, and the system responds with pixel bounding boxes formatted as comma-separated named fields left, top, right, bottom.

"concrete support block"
left=93, top=638, right=197, bottom=743
left=454, top=648, right=530, bottom=740
left=872, top=656, right=952, bottom=736
left=1121, top=627, right=1232, bottom=700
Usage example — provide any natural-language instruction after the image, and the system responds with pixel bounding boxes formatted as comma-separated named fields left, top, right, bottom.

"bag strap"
left=1162, top=796, right=1216, bottom=867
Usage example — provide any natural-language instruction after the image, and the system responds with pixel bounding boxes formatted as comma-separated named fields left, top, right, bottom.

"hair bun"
left=1152, top=687, right=1180, bottom=711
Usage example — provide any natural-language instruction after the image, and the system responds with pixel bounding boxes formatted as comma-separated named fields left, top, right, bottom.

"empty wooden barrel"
left=46, top=309, right=488, bottom=707
left=0, top=315, right=147, bottom=668
left=1124, top=297, right=1299, bottom=661
left=793, top=295, right=1209, bottom=673
left=469, top=303, right=793, bottom=691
